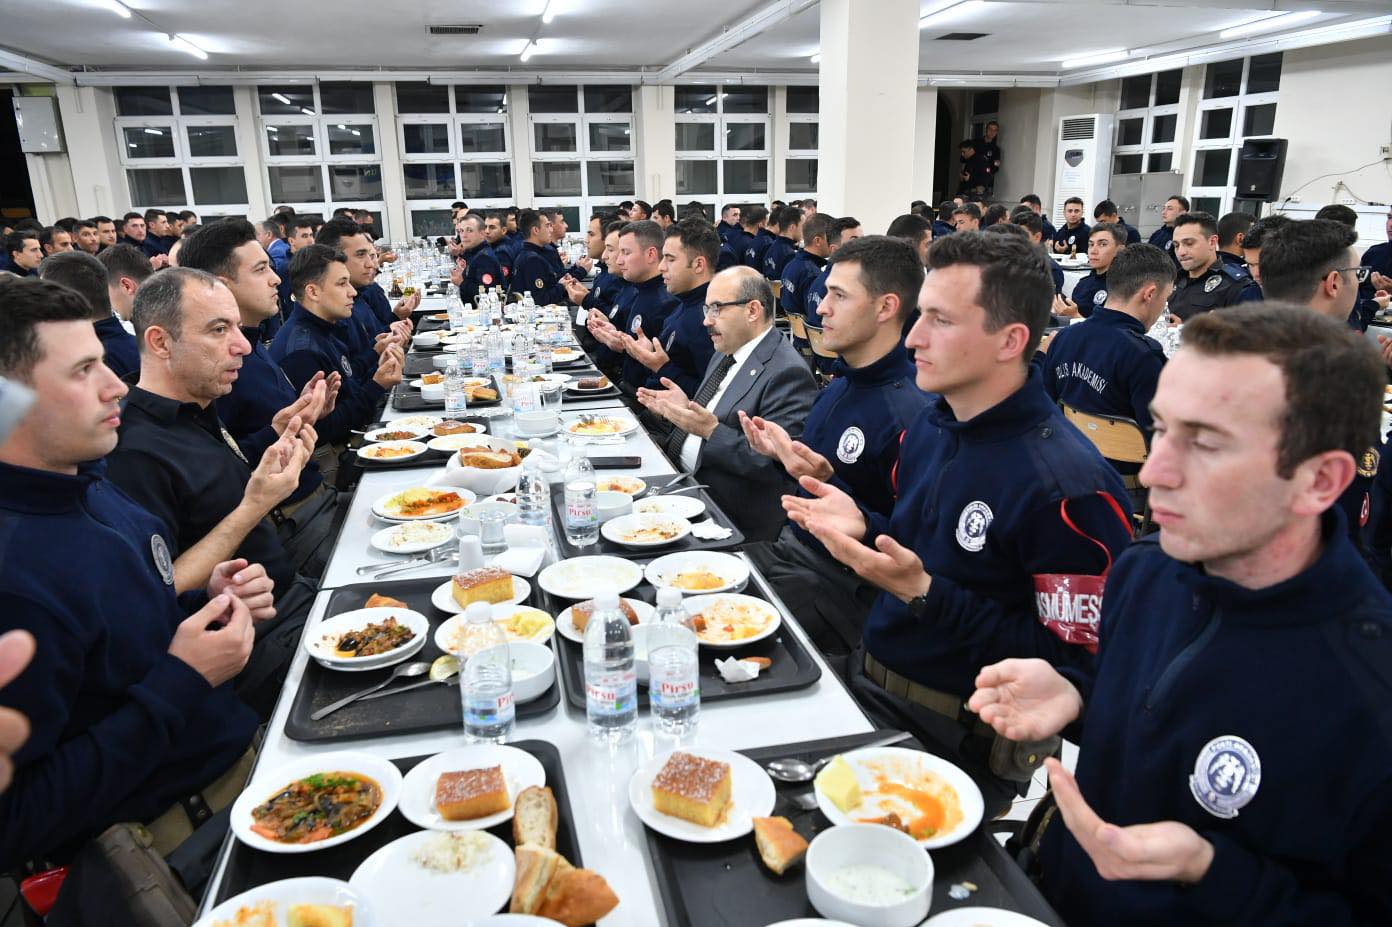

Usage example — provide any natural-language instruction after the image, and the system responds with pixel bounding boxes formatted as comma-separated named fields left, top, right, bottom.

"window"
left=1111, top=68, right=1182, bottom=181
left=1189, top=54, right=1281, bottom=212
left=114, top=85, right=248, bottom=215
left=786, top=86, right=819, bottom=115
left=259, top=83, right=385, bottom=232
left=529, top=85, right=635, bottom=228
left=786, top=86, right=819, bottom=197
left=675, top=85, right=770, bottom=209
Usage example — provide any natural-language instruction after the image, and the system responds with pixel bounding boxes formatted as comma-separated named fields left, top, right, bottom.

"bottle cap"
left=656, top=587, right=682, bottom=608
left=464, top=601, right=492, bottom=622
left=593, top=591, right=620, bottom=610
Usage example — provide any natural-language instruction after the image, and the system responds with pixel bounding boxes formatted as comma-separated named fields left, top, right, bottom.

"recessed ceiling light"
left=1062, top=48, right=1129, bottom=69
left=97, top=0, right=132, bottom=19
left=169, top=34, right=208, bottom=60
left=1219, top=9, right=1319, bottom=39
left=541, top=0, right=557, bottom=24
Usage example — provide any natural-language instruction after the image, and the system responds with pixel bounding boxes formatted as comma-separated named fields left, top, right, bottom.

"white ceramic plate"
left=634, top=494, right=707, bottom=520
left=349, top=830, right=515, bottom=926
left=562, top=415, right=640, bottom=438
left=682, top=593, right=781, bottom=649
left=435, top=605, right=555, bottom=654
left=537, top=555, right=644, bottom=600
left=644, top=551, right=750, bottom=595
left=428, top=432, right=493, bottom=453
left=600, top=513, right=692, bottom=549
left=357, top=440, right=428, bottom=463
left=813, top=746, right=985, bottom=850
left=364, top=424, right=429, bottom=442
left=193, top=877, right=379, bottom=927
left=369, top=519, right=455, bottom=555
left=408, top=376, right=450, bottom=390
left=303, top=607, right=432, bottom=671
left=923, top=909, right=1052, bottom=927
left=550, top=348, right=585, bottom=364
left=462, top=916, right=566, bottom=927
left=388, top=414, right=444, bottom=431
left=398, top=744, right=547, bottom=832
left=230, top=752, right=402, bottom=854
left=566, top=378, right=613, bottom=393
left=629, top=747, right=776, bottom=843
left=555, top=597, right=655, bottom=643
left=594, top=475, right=647, bottom=497
left=430, top=575, right=532, bottom=614
left=372, top=487, right=475, bottom=522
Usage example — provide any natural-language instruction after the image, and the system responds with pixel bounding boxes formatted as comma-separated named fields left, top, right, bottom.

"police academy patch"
left=1359, top=446, right=1380, bottom=478
left=535, top=277, right=545, bottom=290
left=1204, top=275, right=1222, bottom=293
left=955, top=500, right=993, bottom=552
left=836, top=426, right=866, bottom=465
left=151, top=534, right=174, bottom=585
left=1189, top=735, right=1261, bottom=819
left=1093, top=290, right=1107, bottom=305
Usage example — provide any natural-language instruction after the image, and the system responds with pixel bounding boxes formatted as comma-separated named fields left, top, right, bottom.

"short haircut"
left=91, top=216, right=114, bottom=227
left=926, top=231, right=1053, bottom=355
left=1020, top=194, right=1043, bottom=208
left=1090, top=222, right=1127, bottom=248
left=179, top=224, right=200, bottom=239
left=801, top=212, right=832, bottom=247
left=725, top=268, right=776, bottom=321
left=603, top=219, right=628, bottom=239
left=984, top=222, right=1030, bottom=243
left=828, top=216, right=860, bottom=246
left=653, top=201, right=675, bottom=222
left=288, top=216, right=316, bottom=234
left=1012, top=210, right=1045, bottom=237
left=132, top=267, right=221, bottom=346
left=315, top=217, right=364, bottom=250
left=741, top=205, right=769, bottom=227
left=632, top=200, right=653, bottom=217
left=1242, top=214, right=1293, bottom=251
left=12, top=218, right=41, bottom=233
left=826, top=235, right=924, bottom=320
left=290, top=243, right=348, bottom=299
left=937, top=201, right=956, bottom=223
left=97, top=243, right=154, bottom=285
left=123, top=211, right=143, bottom=226
left=1167, top=194, right=1191, bottom=211
left=1093, top=199, right=1118, bottom=219
left=1173, top=211, right=1218, bottom=238
left=38, top=251, right=111, bottom=319
left=774, top=205, right=803, bottom=231
left=451, top=201, right=467, bottom=210
left=178, top=218, right=258, bottom=279
left=517, top=208, right=545, bottom=240
left=0, top=278, right=97, bottom=380
left=143, top=208, right=166, bottom=225
left=1314, top=204, right=1358, bottom=228
left=1106, top=243, right=1176, bottom=302
left=538, top=206, right=562, bottom=221
left=982, top=204, right=1009, bottom=227
left=331, top=207, right=354, bottom=219
left=1217, top=211, right=1256, bottom=248
left=461, top=213, right=486, bottom=233
left=664, top=218, right=720, bottom=268
left=54, top=217, right=78, bottom=234
left=959, top=139, right=976, bottom=150
left=178, top=209, right=198, bottom=223
left=887, top=213, right=932, bottom=244
left=351, top=209, right=372, bottom=221
left=39, top=227, right=66, bottom=249
left=956, top=203, right=982, bottom=220
left=6, top=231, right=37, bottom=257
left=1063, top=196, right=1084, bottom=208
left=72, top=219, right=96, bottom=234
left=1259, top=219, right=1359, bottom=305
left=1183, top=302, right=1383, bottom=478
left=620, top=218, right=664, bottom=255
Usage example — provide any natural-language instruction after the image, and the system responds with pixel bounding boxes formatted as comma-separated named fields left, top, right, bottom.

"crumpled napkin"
left=689, top=520, right=733, bottom=540
left=714, top=656, right=763, bottom=683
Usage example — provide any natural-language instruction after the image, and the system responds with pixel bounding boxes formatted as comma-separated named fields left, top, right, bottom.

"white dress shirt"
left=678, top=326, right=775, bottom=472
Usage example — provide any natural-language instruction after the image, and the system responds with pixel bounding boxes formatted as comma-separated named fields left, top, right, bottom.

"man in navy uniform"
left=1239, top=213, right=1293, bottom=291
left=1051, top=197, right=1091, bottom=255
left=1012, top=210, right=1066, bottom=295
left=585, top=220, right=677, bottom=390
left=932, top=202, right=956, bottom=240
left=1364, top=206, right=1392, bottom=294
left=717, top=204, right=742, bottom=245
left=511, top=208, right=571, bottom=306
left=543, top=207, right=592, bottom=281
left=38, top=251, right=140, bottom=383
left=888, top=213, right=933, bottom=268
left=779, top=212, right=832, bottom=320
left=450, top=214, right=506, bottom=302
left=484, top=211, right=520, bottom=276
left=618, top=219, right=718, bottom=396
left=3, top=230, right=41, bottom=277
left=744, top=236, right=931, bottom=658
left=803, top=216, right=863, bottom=322
left=1066, top=222, right=1127, bottom=319
left=1147, top=194, right=1188, bottom=265
left=970, top=304, right=1392, bottom=926
left=565, top=219, right=627, bottom=317
left=316, top=220, right=413, bottom=379
left=1092, top=199, right=1141, bottom=244
left=740, top=205, right=776, bottom=272
left=762, top=205, right=803, bottom=282
left=97, top=242, right=153, bottom=347
left=1216, top=211, right=1254, bottom=274
left=952, top=204, right=982, bottom=233
left=957, top=139, right=991, bottom=196
left=1167, top=211, right=1262, bottom=321
left=975, top=121, right=1002, bottom=195
left=786, top=231, right=1132, bottom=817
left=1020, top=194, right=1057, bottom=240
left=1316, top=204, right=1390, bottom=329
left=1041, top=243, right=1174, bottom=438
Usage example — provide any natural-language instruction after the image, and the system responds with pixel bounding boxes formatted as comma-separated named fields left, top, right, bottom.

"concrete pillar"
left=634, top=84, right=674, bottom=203
left=50, top=85, right=125, bottom=217
left=911, top=87, right=938, bottom=205
left=510, top=86, right=535, bottom=205
left=372, top=82, right=407, bottom=239
left=817, top=0, right=920, bottom=236
left=232, top=85, right=269, bottom=221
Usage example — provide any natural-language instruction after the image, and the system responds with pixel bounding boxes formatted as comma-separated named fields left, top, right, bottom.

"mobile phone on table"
left=590, top=456, right=643, bottom=469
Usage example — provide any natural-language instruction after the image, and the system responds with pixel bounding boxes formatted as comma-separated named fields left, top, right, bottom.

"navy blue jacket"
left=742, top=228, right=777, bottom=271
left=1148, top=225, right=1178, bottom=265
left=358, top=281, right=397, bottom=332
left=1041, top=307, right=1166, bottom=433
left=338, top=291, right=385, bottom=380
left=94, top=315, right=139, bottom=382
left=268, top=238, right=293, bottom=322
left=932, top=220, right=955, bottom=240
left=132, top=235, right=168, bottom=259
left=1053, top=221, right=1091, bottom=254
left=215, top=328, right=322, bottom=502
left=1116, top=218, right=1142, bottom=244
left=544, top=242, right=586, bottom=282
left=589, top=279, right=631, bottom=372
left=647, top=283, right=715, bottom=397
left=580, top=264, right=622, bottom=315
left=1070, top=270, right=1109, bottom=318
left=1049, top=258, right=1065, bottom=295
left=1357, top=240, right=1391, bottom=329
left=0, top=460, right=256, bottom=869
left=716, top=242, right=742, bottom=272
left=270, top=306, right=388, bottom=441
left=495, top=231, right=523, bottom=269
left=1043, top=515, right=1392, bottom=926
left=512, top=241, right=569, bottom=306
left=779, top=250, right=826, bottom=319
left=861, top=371, right=1133, bottom=696
left=617, top=274, right=678, bottom=389
left=458, top=242, right=506, bottom=301
left=1168, top=260, right=1263, bottom=321
left=724, top=227, right=753, bottom=264
left=803, top=262, right=832, bottom=321
left=762, top=235, right=800, bottom=282
left=1041, top=215, right=1058, bottom=240
left=791, top=344, right=929, bottom=554
left=717, top=220, right=741, bottom=245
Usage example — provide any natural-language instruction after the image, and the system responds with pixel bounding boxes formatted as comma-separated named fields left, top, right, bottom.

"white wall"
left=912, top=86, right=938, bottom=207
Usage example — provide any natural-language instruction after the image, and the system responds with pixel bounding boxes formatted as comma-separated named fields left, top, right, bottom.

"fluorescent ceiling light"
left=541, top=0, right=556, bottom=24
left=272, top=92, right=291, bottom=104
left=1220, top=10, right=1319, bottom=39
left=520, top=40, right=538, bottom=62
left=1062, top=48, right=1129, bottom=69
left=266, top=126, right=279, bottom=133
left=920, top=0, right=979, bottom=29
left=169, top=34, right=208, bottom=60
left=300, top=107, right=314, bottom=115
left=97, top=0, right=132, bottom=19
left=143, top=127, right=163, bottom=135
left=810, top=52, right=820, bottom=63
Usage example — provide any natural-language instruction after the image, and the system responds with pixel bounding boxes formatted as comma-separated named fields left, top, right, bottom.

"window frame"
left=1111, top=68, right=1182, bottom=180
left=114, top=84, right=249, bottom=214
left=1187, top=55, right=1281, bottom=214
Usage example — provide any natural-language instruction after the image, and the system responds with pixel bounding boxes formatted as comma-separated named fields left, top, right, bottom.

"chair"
left=770, top=281, right=783, bottom=302
left=1060, top=403, right=1152, bottom=536
left=787, top=314, right=814, bottom=360
left=805, top=323, right=839, bottom=385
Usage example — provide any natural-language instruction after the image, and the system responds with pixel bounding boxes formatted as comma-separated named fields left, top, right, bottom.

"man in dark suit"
left=638, top=266, right=816, bottom=542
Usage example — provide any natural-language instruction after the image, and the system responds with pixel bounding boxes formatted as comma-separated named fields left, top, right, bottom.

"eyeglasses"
left=1332, top=266, right=1374, bottom=285
left=702, top=299, right=751, bottom=320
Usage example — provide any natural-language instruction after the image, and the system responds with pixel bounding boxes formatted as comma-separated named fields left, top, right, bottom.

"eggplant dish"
left=250, top=771, right=383, bottom=843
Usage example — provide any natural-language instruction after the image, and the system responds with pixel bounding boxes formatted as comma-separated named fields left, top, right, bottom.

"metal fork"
left=362, top=547, right=457, bottom=579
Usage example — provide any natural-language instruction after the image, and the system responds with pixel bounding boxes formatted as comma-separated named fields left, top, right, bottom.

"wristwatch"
left=905, top=592, right=931, bottom=618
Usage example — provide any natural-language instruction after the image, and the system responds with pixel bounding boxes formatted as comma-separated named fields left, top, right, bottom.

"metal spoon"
left=310, top=661, right=432, bottom=720
left=365, top=547, right=458, bottom=579
left=765, top=730, right=915, bottom=783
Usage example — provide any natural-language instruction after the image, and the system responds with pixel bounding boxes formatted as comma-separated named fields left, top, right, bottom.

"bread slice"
left=570, top=599, right=639, bottom=634
left=536, top=867, right=620, bottom=927
left=510, top=845, right=564, bottom=915
left=364, top=593, right=408, bottom=609
left=753, top=816, right=808, bottom=875
left=512, top=785, right=558, bottom=849
left=458, top=447, right=520, bottom=469
left=435, top=766, right=510, bottom=821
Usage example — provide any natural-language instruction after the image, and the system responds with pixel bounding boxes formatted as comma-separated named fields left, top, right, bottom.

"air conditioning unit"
left=1052, top=114, right=1114, bottom=227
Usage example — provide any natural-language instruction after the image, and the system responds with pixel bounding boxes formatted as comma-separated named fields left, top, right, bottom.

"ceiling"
left=0, top=0, right=1386, bottom=78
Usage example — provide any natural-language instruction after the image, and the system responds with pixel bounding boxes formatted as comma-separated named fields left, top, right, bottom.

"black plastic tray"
left=549, top=476, right=744, bottom=559
left=542, top=558, right=820, bottom=712
left=285, top=578, right=559, bottom=743
left=392, top=374, right=501, bottom=412
left=352, top=416, right=491, bottom=470
left=644, top=730, right=1066, bottom=927
left=213, top=741, right=582, bottom=908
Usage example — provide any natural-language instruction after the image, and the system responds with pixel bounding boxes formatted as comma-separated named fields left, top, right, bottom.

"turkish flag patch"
left=482, top=273, right=493, bottom=285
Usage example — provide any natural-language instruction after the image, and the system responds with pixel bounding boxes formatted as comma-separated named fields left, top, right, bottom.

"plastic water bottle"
left=563, top=451, right=598, bottom=547
left=443, top=363, right=469, bottom=417
left=583, top=592, right=637, bottom=743
left=470, top=338, right=489, bottom=377
left=459, top=602, right=515, bottom=744
left=647, top=587, right=701, bottom=735
left=486, top=327, right=507, bottom=377
left=516, top=450, right=551, bottom=529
